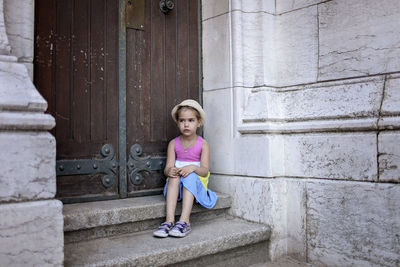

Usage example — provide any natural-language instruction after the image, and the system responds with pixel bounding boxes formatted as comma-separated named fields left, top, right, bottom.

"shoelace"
left=159, top=222, right=172, bottom=230
left=174, top=222, right=186, bottom=231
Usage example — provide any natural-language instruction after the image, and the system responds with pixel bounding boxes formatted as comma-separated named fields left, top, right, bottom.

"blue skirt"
left=163, top=172, right=218, bottom=209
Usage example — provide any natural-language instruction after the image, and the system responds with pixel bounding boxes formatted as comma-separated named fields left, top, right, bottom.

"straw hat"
left=171, top=99, right=206, bottom=125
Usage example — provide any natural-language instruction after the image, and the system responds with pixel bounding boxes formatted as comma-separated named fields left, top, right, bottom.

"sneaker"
left=168, top=221, right=191, bottom=237
left=153, top=222, right=174, bottom=238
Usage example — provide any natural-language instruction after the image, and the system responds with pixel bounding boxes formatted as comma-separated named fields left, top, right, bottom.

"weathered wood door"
left=34, top=0, right=200, bottom=203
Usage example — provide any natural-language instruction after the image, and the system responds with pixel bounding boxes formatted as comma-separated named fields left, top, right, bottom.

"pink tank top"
left=174, top=136, right=203, bottom=162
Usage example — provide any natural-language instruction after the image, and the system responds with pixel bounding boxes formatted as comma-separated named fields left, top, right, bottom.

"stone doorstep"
left=64, top=217, right=271, bottom=267
left=64, top=192, right=231, bottom=232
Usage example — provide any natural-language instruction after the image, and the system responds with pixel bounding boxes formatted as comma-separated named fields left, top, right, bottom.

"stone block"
left=281, top=77, right=383, bottom=120
left=209, top=175, right=273, bottom=224
left=232, top=11, right=275, bottom=87
left=307, top=181, right=400, bottom=266
left=233, top=135, right=271, bottom=176
left=274, top=6, right=318, bottom=87
left=382, top=75, right=400, bottom=115
left=231, top=4, right=317, bottom=88
left=202, top=14, right=231, bottom=91
left=202, top=0, right=229, bottom=21
left=0, top=111, right=55, bottom=130
left=4, top=0, right=34, bottom=62
left=242, top=89, right=281, bottom=121
left=204, top=89, right=234, bottom=173
left=284, top=133, right=377, bottom=181
left=276, top=0, right=325, bottom=14
left=379, top=131, right=400, bottom=182
left=286, top=179, right=307, bottom=260
left=0, top=0, right=11, bottom=54
left=23, top=62, right=33, bottom=80
left=233, top=134, right=284, bottom=177
left=0, top=60, right=47, bottom=111
left=0, top=131, right=56, bottom=202
left=231, top=0, right=275, bottom=14
left=242, top=77, right=384, bottom=123
left=0, top=200, right=64, bottom=266
left=209, top=175, right=306, bottom=261
left=319, top=0, right=400, bottom=80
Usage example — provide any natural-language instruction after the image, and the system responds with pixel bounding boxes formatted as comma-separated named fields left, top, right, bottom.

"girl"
left=153, top=99, right=218, bottom=238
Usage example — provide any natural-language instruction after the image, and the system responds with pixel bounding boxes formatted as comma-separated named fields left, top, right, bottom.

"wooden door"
left=34, top=0, right=200, bottom=203
left=125, top=0, right=200, bottom=196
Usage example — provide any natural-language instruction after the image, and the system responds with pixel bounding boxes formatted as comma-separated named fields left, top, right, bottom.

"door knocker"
left=159, top=0, right=174, bottom=14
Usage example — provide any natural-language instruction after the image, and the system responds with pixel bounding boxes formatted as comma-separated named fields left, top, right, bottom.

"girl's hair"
left=175, top=105, right=202, bottom=123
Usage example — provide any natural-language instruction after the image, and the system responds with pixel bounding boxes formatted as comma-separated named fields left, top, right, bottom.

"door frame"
left=118, top=0, right=127, bottom=198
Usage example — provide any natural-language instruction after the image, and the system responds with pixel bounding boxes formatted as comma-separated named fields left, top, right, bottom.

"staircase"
left=63, top=193, right=271, bottom=266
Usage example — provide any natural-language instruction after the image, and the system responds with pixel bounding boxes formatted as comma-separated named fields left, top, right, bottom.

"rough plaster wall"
left=203, top=0, right=400, bottom=265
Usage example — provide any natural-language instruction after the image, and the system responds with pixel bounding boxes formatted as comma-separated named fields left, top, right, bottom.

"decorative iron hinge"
left=128, top=144, right=166, bottom=185
left=56, top=144, right=118, bottom=188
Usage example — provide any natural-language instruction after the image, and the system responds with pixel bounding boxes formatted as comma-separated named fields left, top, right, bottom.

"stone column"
left=0, top=1, right=64, bottom=265
left=0, top=0, right=11, bottom=54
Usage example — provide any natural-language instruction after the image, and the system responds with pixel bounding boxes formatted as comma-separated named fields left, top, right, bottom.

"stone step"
left=64, top=217, right=271, bottom=267
left=64, top=193, right=231, bottom=243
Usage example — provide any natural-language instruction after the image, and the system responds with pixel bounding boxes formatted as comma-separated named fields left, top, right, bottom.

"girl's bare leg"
left=179, top=187, right=194, bottom=224
left=165, top=178, right=180, bottom=223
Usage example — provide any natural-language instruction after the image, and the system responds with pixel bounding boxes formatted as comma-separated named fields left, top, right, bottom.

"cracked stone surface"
left=319, top=0, right=400, bottom=80
left=378, top=131, right=400, bottom=182
left=381, top=75, right=400, bottom=115
left=0, top=0, right=11, bottom=54
left=307, top=181, right=400, bottom=266
left=0, top=131, right=56, bottom=202
left=242, top=77, right=384, bottom=122
left=0, top=60, right=47, bottom=111
left=4, top=0, right=34, bottom=63
left=284, top=133, right=377, bottom=180
left=65, top=217, right=270, bottom=267
left=0, top=200, right=64, bottom=266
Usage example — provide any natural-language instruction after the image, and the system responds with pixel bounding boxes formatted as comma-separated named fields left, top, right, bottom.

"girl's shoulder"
left=168, top=138, right=176, bottom=149
left=201, top=137, right=209, bottom=148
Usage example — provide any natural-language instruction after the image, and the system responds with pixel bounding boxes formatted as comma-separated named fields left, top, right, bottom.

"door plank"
left=34, top=0, right=56, bottom=132
left=150, top=0, right=165, bottom=143
left=176, top=0, right=190, bottom=101
left=72, top=0, right=91, bottom=143
left=105, top=0, right=119, bottom=142
left=188, top=0, right=200, bottom=100
left=165, top=2, right=178, bottom=139
left=90, top=0, right=106, bottom=141
left=55, top=0, right=73, bottom=142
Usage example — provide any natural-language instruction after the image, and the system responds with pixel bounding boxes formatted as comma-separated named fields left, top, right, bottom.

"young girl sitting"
left=153, top=99, right=218, bottom=238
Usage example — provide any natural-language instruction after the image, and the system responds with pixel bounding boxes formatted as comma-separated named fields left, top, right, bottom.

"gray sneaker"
left=168, top=221, right=191, bottom=237
left=153, top=222, right=174, bottom=238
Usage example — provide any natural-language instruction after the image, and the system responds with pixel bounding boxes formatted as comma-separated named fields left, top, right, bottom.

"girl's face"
left=177, top=108, right=201, bottom=137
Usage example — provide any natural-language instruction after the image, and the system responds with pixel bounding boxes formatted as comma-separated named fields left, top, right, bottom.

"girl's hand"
left=178, top=165, right=196, bottom=177
left=166, top=167, right=180, bottom=178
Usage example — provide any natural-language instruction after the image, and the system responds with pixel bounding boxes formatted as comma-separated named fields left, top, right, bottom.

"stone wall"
left=202, top=0, right=400, bottom=265
left=0, top=0, right=64, bottom=265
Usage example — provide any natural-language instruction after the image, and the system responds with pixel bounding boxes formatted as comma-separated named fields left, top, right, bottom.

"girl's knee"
left=168, top=177, right=180, bottom=186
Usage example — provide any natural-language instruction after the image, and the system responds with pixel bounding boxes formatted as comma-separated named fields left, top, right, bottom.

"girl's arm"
left=164, top=140, right=180, bottom=178
left=178, top=139, right=210, bottom=177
